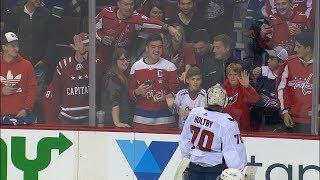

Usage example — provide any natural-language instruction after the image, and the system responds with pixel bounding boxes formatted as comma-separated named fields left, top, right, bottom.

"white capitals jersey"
left=174, top=89, right=206, bottom=129
left=179, top=107, right=247, bottom=170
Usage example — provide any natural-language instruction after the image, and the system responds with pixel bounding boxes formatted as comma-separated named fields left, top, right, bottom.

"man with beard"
left=42, top=33, right=103, bottom=125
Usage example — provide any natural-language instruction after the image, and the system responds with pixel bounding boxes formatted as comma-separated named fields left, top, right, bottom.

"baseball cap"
left=2, top=32, right=19, bottom=44
left=266, top=46, right=288, bottom=61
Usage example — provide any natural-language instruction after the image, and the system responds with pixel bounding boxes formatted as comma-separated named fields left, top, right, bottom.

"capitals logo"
left=117, top=140, right=178, bottom=180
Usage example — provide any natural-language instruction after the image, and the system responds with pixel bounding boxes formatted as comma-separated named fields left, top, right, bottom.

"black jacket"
left=4, top=2, right=56, bottom=66
left=101, top=71, right=133, bottom=126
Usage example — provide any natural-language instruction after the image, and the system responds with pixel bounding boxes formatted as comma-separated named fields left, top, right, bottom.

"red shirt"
left=223, top=81, right=259, bottom=131
left=0, top=53, right=37, bottom=115
left=129, top=58, right=178, bottom=112
left=268, top=11, right=309, bottom=53
left=43, top=57, right=104, bottom=123
left=277, top=55, right=313, bottom=124
left=96, top=6, right=164, bottom=62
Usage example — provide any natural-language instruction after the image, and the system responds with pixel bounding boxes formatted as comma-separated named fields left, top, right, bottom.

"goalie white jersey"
left=179, top=107, right=247, bottom=170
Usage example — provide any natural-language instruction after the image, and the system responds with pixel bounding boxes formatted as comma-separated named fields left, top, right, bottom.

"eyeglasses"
left=118, top=57, right=130, bottom=62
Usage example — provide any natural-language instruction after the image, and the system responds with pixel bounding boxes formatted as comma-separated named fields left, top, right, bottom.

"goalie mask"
left=205, top=84, right=228, bottom=108
left=220, top=168, right=245, bottom=180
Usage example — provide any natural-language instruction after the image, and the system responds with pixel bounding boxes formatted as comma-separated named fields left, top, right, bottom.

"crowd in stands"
left=0, top=0, right=318, bottom=134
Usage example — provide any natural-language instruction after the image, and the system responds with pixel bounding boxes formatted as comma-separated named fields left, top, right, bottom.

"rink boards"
left=0, top=128, right=319, bottom=180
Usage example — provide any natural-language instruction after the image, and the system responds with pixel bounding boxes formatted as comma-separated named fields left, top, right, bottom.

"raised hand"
left=238, top=71, right=250, bottom=87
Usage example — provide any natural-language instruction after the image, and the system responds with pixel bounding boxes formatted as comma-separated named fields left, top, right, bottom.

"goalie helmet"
left=220, top=168, right=245, bottom=180
left=205, top=84, right=228, bottom=108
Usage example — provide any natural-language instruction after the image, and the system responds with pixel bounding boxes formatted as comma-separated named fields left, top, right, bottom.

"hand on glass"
left=238, top=71, right=250, bottom=88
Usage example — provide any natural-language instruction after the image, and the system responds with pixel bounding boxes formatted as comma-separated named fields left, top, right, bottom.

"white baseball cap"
left=2, top=32, right=19, bottom=44
left=266, top=46, right=288, bottom=61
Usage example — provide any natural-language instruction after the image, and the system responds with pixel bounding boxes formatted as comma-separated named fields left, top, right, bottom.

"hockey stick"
left=174, top=158, right=190, bottom=180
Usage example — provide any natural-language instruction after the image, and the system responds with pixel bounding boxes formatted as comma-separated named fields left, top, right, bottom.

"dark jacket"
left=4, top=1, right=56, bottom=66
left=202, top=56, right=225, bottom=90
left=101, top=71, right=133, bottom=126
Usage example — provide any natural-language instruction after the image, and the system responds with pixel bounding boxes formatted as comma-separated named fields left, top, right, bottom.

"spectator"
left=260, top=0, right=313, bottom=54
left=162, top=24, right=196, bottom=83
left=196, top=0, right=235, bottom=39
left=1, top=32, right=37, bottom=125
left=42, top=33, right=103, bottom=125
left=4, top=0, right=57, bottom=122
left=129, top=34, right=178, bottom=129
left=96, top=0, right=180, bottom=66
left=223, top=63, right=259, bottom=131
left=130, top=0, right=166, bottom=61
left=201, top=34, right=235, bottom=90
left=277, top=31, right=314, bottom=133
left=265, top=0, right=315, bottom=27
left=191, top=29, right=212, bottom=71
left=146, top=0, right=165, bottom=21
left=168, top=0, right=205, bottom=43
left=251, top=46, right=288, bottom=130
left=168, top=66, right=206, bottom=129
left=101, top=48, right=132, bottom=128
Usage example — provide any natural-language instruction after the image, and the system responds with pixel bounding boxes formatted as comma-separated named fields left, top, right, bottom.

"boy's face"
left=267, top=57, right=280, bottom=71
left=227, top=70, right=239, bottom=87
left=3, top=41, right=19, bottom=58
left=186, top=75, right=202, bottom=91
left=294, top=41, right=309, bottom=59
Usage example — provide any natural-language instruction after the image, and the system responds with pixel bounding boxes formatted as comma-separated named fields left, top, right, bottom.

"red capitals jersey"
left=223, top=81, right=260, bottom=131
left=129, top=58, right=178, bottom=125
left=43, top=57, right=103, bottom=123
left=265, top=0, right=314, bottom=16
left=277, top=55, right=313, bottom=124
left=268, top=12, right=309, bottom=53
left=96, top=6, right=164, bottom=61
